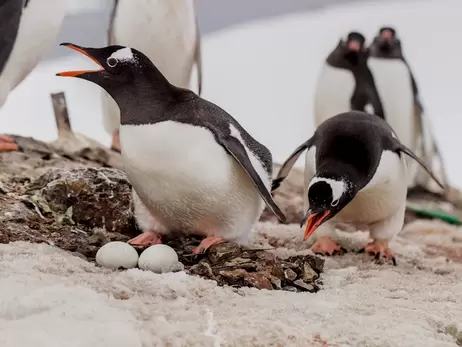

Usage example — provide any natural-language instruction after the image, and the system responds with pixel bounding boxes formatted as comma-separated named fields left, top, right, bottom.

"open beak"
left=300, top=210, right=330, bottom=240
left=56, top=43, right=104, bottom=77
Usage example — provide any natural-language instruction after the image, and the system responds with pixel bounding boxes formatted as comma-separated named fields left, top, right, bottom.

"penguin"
left=0, top=0, right=66, bottom=152
left=369, top=26, right=447, bottom=193
left=272, top=110, right=444, bottom=263
left=102, top=0, right=202, bottom=152
left=56, top=43, right=286, bottom=254
left=313, top=31, right=384, bottom=127
left=367, top=27, right=421, bottom=187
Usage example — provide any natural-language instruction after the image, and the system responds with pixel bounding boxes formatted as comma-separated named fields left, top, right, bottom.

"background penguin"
left=313, top=31, right=384, bottom=127
left=57, top=43, right=285, bottom=254
left=272, top=111, right=443, bottom=263
left=102, top=0, right=203, bottom=152
left=369, top=26, right=448, bottom=193
left=0, top=0, right=65, bottom=152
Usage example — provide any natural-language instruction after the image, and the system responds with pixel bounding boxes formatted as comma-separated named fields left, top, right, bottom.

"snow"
left=1, top=0, right=462, bottom=345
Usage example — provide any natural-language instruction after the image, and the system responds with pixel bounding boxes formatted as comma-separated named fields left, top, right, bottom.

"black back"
left=0, top=0, right=27, bottom=75
left=325, top=36, right=384, bottom=118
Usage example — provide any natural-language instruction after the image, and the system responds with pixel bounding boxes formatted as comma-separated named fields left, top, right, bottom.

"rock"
left=284, top=268, right=297, bottom=281
left=137, top=244, right=179, bottom=273
left=300, top=263, right=319, bottom=282
left=95, top=241, right=139, bottom=269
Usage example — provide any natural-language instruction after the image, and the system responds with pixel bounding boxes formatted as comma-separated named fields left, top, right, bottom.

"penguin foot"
left=111, top=130, right=121, bottom=153
left=310, top=236, right=346, bottom=256
left=192, top=236, right=224, bottom=255
left=361, top=239, right=397, bottom=266
left=0, top=135, right=18, bottom=152
left=127, top=231, right=162, bottom=248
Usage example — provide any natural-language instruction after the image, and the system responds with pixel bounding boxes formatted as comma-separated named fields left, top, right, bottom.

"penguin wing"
left=107, top=0, right=119, bottom=44
left=272, top=137, right=315, bottom=191
left=215, top=133, right=287, bottom=223
left=194, top=17, right=202, bottom=96
left=0, top=0, right=24, bottom=75
left=393, top=140, right=445, bottom=189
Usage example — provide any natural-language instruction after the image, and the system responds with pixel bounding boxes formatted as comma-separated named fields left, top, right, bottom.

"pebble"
left=138, top=244, right=179, bottom=273
left=95, top=241, right=139, bottom=269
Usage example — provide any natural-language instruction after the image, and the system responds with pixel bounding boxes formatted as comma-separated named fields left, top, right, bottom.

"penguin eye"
left=331, top=199, right=339, bottom=207
left=107, top=57, right=118, bottom=68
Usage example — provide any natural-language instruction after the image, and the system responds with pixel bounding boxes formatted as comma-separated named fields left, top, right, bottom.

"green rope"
left=406, top=203, right=462, bottom=225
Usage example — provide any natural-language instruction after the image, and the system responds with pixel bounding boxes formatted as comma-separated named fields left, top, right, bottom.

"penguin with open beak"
left=56, top=43, right=286, bottom=254
left=272, top=111, right=444, bottom=264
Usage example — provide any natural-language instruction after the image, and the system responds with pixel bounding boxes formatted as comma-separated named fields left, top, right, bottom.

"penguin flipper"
left=194, top=17, right=202, bottom=96
left=216, top=134, right=286, bottom=223
left=395, top=142, right=445, bottom=189
left=272, top=137, right=314, bottom=191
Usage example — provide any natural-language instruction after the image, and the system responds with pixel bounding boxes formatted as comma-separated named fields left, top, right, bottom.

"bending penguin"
left=272, top=111, right=444, bottom=263
left=0, top=0, right=65, bottom=151
left=56, top=43, right=286, bottom=254
left=102, top=0, right=202, bottom=152
left=313, top=31, right=384, bottom=127
left=368, top=26, right=448, bottom=193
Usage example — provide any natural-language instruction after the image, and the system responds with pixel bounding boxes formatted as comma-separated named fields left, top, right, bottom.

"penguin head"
left=370, top=26, right=403, bottom=56
left=344, top=32, right=366, bottom=52
left=331, top=31, right=367, bottom=66
left=56, top=43, right=164, bottom=102
left=300, top=173, right=358, bottom=241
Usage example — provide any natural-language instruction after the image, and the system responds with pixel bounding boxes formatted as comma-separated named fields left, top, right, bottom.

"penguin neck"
left=115, top=65, right=190, bottom=126
left=326, top=49, right=368, bottom=73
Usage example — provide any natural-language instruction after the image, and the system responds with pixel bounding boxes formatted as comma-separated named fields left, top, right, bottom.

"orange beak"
left=56, top=43, right=104, bottom=77
left=302, top=210, right=330, bottom=240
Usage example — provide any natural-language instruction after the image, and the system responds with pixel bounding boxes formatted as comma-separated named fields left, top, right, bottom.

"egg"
left=138, top=244, right=180, bottom=273
left=95, top=241, right=139, bottom=269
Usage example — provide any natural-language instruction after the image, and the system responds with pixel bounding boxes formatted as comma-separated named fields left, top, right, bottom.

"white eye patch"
left=309, top=177, right=346, bottom=203
left=109, top=47, right=134, bottom=61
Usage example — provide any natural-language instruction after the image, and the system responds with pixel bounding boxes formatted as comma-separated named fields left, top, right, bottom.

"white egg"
left=138, top=244, right=179, bottom=273
left=95, top=241, right=139, bottom=269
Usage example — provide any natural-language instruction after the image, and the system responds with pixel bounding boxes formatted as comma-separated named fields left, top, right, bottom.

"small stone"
left=95, top=241, right=139, bottom=269
left=300, top=263, right=319, bottom=282
left=138, top=244, right=179, bottom=274
left=219, top=269, right=248, bottom=279
left=284, top=268, right=297, bottom=281
left=189, top=261, right=215, bottom=278
left=269, top=276, right=282, bottom=290
left=282, top=286, right=298, bottom=292
left=293, top=279, right=316, bottom=292
left=243, top=272, right=273, bottom=290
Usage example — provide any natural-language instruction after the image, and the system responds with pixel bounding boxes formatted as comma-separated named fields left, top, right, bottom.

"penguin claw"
left=192, top=236, right=224, bottom=255
left=363, top=240, right=397, bottom=266
left=0, top=135, right=18, bottom=152
left=127, top=231, right=163, bottom=248
left=310, top=236, right=345, bottom=256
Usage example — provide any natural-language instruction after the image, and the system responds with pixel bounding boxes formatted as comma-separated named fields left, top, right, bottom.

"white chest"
left=110, top=0, right=197, bottom=88
left=367, top=58, right=415, bottom=149
left=0, top=0, right=65, bottom=105
left=314, top=64, right=356, bottom=126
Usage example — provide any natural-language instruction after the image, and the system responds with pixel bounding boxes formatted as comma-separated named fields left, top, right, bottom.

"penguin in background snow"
left=57, top=43, right=285, bottom=254
left=313, top=31, right=384, bottom=127
left=0, top=0, right=66, bottom=152
left=272, top=111, right=444, bottom=263
left=102, top=0, right=203, bottom=153
left=368, top=26, right=448, bottom=194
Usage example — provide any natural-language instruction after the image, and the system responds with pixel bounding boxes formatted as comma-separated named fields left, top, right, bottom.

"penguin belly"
left=120, top=121, right=267, bottom=242
left=102, top=0, right=198, bottom=135
left=368, top=58, right=416, bottom=185
left=0, top=0, right=65, bottom=106
left=313, top=64, right=356, bottom=127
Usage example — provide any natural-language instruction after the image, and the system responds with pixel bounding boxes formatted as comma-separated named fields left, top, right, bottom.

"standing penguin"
left=102, top=0, right=202, bottom=152
left=0, top=0, right=66, bottom=152
left=369, top=26, right=447, bottom=192
left=272, top=111, right=443, bottom=262
left=57, top=43, right=285, bottom=254
left=313, top=31, right=384, bottom=127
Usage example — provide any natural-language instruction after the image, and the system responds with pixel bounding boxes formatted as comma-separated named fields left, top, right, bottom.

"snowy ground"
left=1, top=0, right=462, bottom=346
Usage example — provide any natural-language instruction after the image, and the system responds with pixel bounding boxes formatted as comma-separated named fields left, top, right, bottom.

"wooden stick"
left=51, top=92, right=73, bottom=138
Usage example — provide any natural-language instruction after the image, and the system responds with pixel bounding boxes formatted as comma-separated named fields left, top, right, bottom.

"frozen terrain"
left=0, top=0, right=462, bottom=346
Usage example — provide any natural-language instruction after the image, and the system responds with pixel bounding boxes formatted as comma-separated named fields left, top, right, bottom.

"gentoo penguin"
left=56, top=43, right=286, bottom=254
left=313, top=31, right=384, bottom=127
left=369, top=26, right=447, bottom=192
left=272, top=111, right=443, bottom=263
left=102, top=0, right=202, bottom=152
left=367, top=27, right=421, bottom=187
left=0, top=0, right=65, bottom=152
